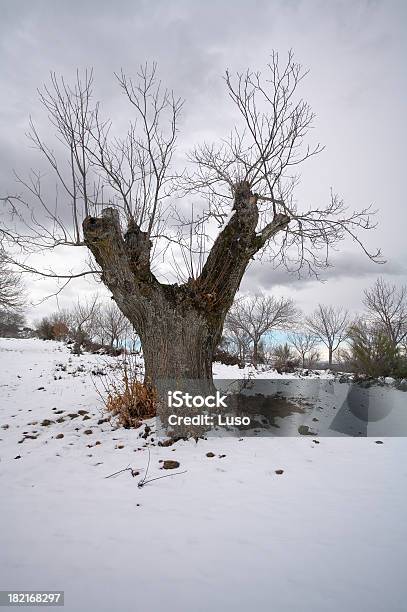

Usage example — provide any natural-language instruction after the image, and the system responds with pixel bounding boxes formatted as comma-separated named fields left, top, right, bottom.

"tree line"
left=221, top=277, right=407, bottom=378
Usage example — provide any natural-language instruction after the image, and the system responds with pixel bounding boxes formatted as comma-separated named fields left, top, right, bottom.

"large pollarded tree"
left=1, top=52, right=380, bottom=384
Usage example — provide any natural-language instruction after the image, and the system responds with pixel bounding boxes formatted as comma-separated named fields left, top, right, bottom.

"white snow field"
left=1, top=338, right=407, bottom=612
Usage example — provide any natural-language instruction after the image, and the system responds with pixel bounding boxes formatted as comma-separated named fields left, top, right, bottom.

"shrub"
left=273, top=343, right=300, bottom=373
left=213, top=348, right=242, bottom=367
left=99, top=355, right=156, bottom=428
left=348, top=320, right=407, bottom=379
left=35, top=317, right=55, bottom=340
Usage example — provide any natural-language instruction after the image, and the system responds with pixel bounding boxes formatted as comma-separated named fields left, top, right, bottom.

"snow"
left=1, top=338, right=407, bottom=612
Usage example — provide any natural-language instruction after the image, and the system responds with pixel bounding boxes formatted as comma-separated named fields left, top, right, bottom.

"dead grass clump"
left=105, top=377, right=157, bottom=428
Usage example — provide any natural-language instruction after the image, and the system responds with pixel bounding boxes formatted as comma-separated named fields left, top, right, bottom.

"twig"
left=137, top=471, right=187, bottom=487
left=105, top=465, right=140, bottom=479
left=105, top=448, right=188, bottom=487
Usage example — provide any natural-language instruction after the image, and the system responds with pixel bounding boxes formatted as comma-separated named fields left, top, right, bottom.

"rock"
left=68, top=413, right=79, bottom=419
left=312, top=439, right=320, bottom=444
left=37, top=387, right=45, bottom=391
left=14, top=455, right=22, bottom=459
left=83, top=429, right=93, bottom=435
left=95, top=441, right=101, bottom=445
left=1, top=424, right=9, bottom=429
left=298, top=425, right=315, bottom=436
left=55, top=433, right=64, bottom=439
left=375, top=440, right=384, bottom=444
left=162, top=460, right=180, bottom=469
left=115, top=444, right=124, bottom=449
left=206, top=452, right=216, bottom=458
left=275, top=469, right=284, bottom=475
left=397, top=379, right=407, bottom=392
left=312, top=417, right=319, bottom=422
left=82, top=415, right=91, bottom=421
left=78, top=410, right=89, bottom=416
left=219, top=454, right=226, bottom=458
left=97, top=418, right=110, bottom=425
left=141, top=425, right=151, bottom=439
left=41, top=419, right=54, bottom=427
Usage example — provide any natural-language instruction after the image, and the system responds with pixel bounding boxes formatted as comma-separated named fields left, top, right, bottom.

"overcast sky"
left=0, top=0, right=406, bottom=323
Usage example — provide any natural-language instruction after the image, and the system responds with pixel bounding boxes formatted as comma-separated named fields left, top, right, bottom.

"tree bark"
left=252, top=338, right=259, bottom=368
left=82, top=182, right=290, bottom=387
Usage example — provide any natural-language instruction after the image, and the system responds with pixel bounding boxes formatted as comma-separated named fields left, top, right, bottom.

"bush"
left=273, top=343, right=300, bottom=373
left=348, top=321, right=407, bottom=379
left=213, top=348, right=242, bottom=367
left=35, top=317, right=55, bottom=340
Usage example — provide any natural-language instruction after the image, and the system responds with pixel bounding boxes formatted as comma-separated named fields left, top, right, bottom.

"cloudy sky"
left=0, top=0, right=406, bottom=323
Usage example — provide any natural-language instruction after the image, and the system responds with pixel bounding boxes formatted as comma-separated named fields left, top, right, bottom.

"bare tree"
left=70, top=295, right=100, bottom=354
left=223, top=320, right=252, bottom=364
left=363, top=278, right=407, bottom=349
left=305, top=304, right=349, bottom=366
left=0, top=310, right=25, bottom=337
left=1, top=53, right=381, bottom=386
left=0, top=249, right=25, bottom=311
left=226, top=294, right=297, bottom=367
left=288, top=331, right=319, bottom=369
left=98, top=302, right=130, bottom=348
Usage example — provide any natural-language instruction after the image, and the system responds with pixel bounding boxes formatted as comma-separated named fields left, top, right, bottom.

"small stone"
left=82, top=415, right=91, bottom=421
left=41, top=419, right=54, bottom=427
left=55, top=433, right=64, bottom=439
left=115, top=444, right=124, bottom=449
left=275, top=469, right=284, bottom=475
left=206, top=452, right=215, bottom=458
left=162, top=460, right=180, bottom=469
left=298, top=425, right=315, bottom=436
left=14, top=455, right=22, bottom=459
left=83, top=429, right=93, bottom=435
left=312, top=439, right=320, bottom=444
left=375, top=440, right=384, bottom=444
left=218, top=454, right=226, bottom=458
left=78, top=410, right=89, bottom=416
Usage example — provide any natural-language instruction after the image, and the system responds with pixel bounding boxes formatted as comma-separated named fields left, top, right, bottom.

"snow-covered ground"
left=1, top=338, right=406, bottom=612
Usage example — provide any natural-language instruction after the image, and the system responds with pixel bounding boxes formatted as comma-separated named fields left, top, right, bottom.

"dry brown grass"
left=96, top=353, right=157, bottom=428
left=105, top=377, right=157, bottom=428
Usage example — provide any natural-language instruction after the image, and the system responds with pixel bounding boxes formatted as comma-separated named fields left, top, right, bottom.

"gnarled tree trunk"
left=83, top=182, right=290, bottom=386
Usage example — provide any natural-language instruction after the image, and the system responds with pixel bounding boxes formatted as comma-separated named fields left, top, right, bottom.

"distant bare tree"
left=288, top=331, right=319, bottom=368
left=223, top=317, right=252, bottom=363
left=305, top=304, right=349, bottom=366
left=98, top=302, right=130, bottom=348
left=71, top=295, right=100, bottom=354
left=363, top=278, right=407, bottom=349
left=0, top=310, right=25, bottom=337
left=227, top=294, right=297, bottom=367
left=0, top=250, right=25, bottom=311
